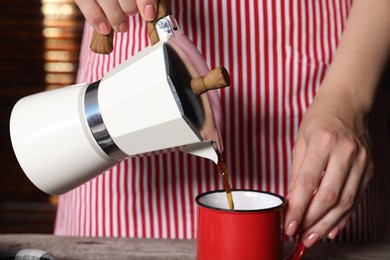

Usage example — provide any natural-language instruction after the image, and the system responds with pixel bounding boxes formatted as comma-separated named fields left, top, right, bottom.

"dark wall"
left=0, top=0, right=55, bottom=233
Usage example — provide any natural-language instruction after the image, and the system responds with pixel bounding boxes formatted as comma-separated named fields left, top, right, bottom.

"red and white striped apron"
left=55, top=0, right=390, bottom=242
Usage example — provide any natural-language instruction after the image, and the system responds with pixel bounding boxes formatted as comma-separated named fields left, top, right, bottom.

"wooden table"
left=0, top=234, right=389, bottom=259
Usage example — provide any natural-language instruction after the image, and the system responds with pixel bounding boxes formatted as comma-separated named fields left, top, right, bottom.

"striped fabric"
left=55, top=0, right=390, bottom=242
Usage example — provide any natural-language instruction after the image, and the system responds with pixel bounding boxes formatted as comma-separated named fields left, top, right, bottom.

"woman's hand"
left=74, top=0, right=157, bottom=34
left=284, top=0, right=390, bottom=248
left=284, top=90, right=374, bottom=247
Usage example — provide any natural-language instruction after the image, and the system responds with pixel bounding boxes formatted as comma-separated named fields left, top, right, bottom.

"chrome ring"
left=84, top=80, right=127, bottom=161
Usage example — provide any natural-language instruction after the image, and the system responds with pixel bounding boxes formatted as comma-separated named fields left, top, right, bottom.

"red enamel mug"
left=196, top=189, right=305, bottom=260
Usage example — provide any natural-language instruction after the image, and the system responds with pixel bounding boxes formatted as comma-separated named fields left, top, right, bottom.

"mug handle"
left=285, top=237, right=306, bottom=260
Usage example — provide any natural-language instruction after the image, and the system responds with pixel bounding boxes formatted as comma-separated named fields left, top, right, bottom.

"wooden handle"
left=90, top=30, right=114, bottom=54
left=147, top=0, right=171, bottom=45
left=90, top=0, right=170, bottom=54
left=191, top=66, right=231, bottom=95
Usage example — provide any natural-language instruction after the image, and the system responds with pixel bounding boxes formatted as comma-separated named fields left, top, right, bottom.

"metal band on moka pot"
left=84, top=80, right=127, bottom=162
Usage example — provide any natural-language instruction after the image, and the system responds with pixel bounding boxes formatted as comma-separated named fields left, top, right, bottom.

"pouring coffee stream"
left=216, top=152, right=235, bottom=210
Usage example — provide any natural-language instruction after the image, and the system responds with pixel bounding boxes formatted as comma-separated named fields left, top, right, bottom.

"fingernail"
left=144, top=4, right=156, bottom=21
left=303, top=232, right=320, bottom=248
left=98, top=21, right=110, bottom=35
left=286, top=220, right=298, bottom=236
left=327, top=226, right=339, bottom=240
left=118, top=21, right=128, bottom=33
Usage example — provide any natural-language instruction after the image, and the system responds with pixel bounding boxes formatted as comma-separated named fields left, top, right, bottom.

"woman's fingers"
left=289, top=140, right=306, bottom=191
left=118, top=0, right=157, bottom=20
left=285, top=131, right=331, bottom=236
left=299, top=144, right=374, bottom=247
left=118, top=0, right=138, bottom=15
left=74, top=0, right=158, bottom=35
left=74, top=0, right=111, bottom=34
left=300, top=136, right=358, bottom=230
left=136, top=0, right=158, bottom=21
left=326, top=166, right=372, bottom=240
left=95, top=0, right=128, bottom=32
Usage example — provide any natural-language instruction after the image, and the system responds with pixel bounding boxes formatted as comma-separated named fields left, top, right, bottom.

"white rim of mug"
left=195, top=189, right=286, bottom=212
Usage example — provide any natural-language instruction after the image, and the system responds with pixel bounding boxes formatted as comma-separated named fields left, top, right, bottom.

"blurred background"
left=0, top=0, right=83, bottom=233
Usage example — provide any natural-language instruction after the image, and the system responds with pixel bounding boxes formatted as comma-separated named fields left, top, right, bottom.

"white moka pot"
left=9, top=15, right=228, bottom=195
